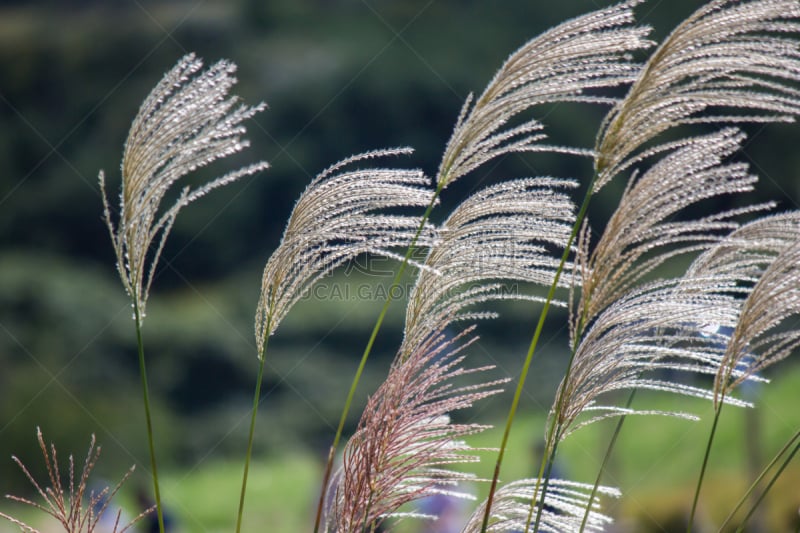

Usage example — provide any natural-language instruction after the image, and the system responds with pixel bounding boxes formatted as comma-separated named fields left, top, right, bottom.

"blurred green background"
left=1, top=0, right=799, bottom=531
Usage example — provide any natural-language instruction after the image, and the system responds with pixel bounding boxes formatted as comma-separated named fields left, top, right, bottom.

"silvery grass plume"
left=685, top=211, right=800, bottom=296
left=402, top=178, right=578, bottom=356
left=679, top=211, right=800, bottom=392
left=483, top=1, right=800, bottom=530
left=437, top=0, right=653, bottom=188
left=532, top=0, right=800, bottom=427
left=254, top=148, right=435, bottom=353
left=713, top=237, right=800, bottom=404
left=595, top=0, right=800, bottom=189
left=555, top=129, right=768, bottom=440
left=572, top=128, right=763, bottom=344
left=100, top=53, right=268, bottom=317
left=556, top=279, right=745, bottom=441
left=323, top=326, right=507, bottom=533
left=0, top=429, right=147, bottom=533
left=549, top=0, right=800, bottom=443
left=684, top=211, right=800, bottom=527
left=463, top=480, right=621, bottom=533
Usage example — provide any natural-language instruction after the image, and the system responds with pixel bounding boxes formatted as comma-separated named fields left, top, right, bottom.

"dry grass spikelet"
left=402, top=178, right=577, bottom=357
left=254, top=148, right=435, bottom=353
left=714, top=238, right=800, bottom=404
left=0, top=428, right=148, bottom=533
left=595, top=0, right=800, bottom=188
left=574, top=128, right=761, bottom=341
left=437, top=0, right=652, bottom=187
left=323, top=327, right=507, bottom=532
left=100, top=53, right=268, bottom=317
left=463, top=479, right=621, bottom=533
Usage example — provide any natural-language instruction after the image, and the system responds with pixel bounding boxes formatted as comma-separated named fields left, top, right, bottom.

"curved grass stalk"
left=691, top=238, right=800, bottom=531
left=245, top=148, right=435, bottom=533
left=99, top=54, right=268, bottom=533
left=529, top=312, right=591, bottom=533
left=133, top=298, right=165, bottom=533
left=312, top=183, right=443, bottom=533
left=733, top=435, right=800, bottom=533
left=235, top=332, right=269, bottom=533
left=717, top=428, right=800, bottom=532
left=687, top=400, right=725, bottom=532
left=578, top=389, right=637, bottom=533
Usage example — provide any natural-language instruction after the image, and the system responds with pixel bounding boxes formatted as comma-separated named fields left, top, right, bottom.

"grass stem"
left=526, top=439, right=560, bottom=533
left=719, top=428, right=800, bottom=532
left=688, top=401, right=724, bottom=533
left=133, top=300, right=165, bottom=533
left=236, top=335, right=269, bottom=533
left=734, top=437, right=799, bottom=533
left=578, top=389, right=637, bottom=533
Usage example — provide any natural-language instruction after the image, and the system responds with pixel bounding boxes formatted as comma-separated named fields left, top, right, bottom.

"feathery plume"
left=685, top=213, right=800, bottom=527
left=714, top=238, right=800, bottom=404
left=595, top=0, right=800, bottom=188
left=323, top=327, right=506, bottom=532
left=0, top=428, right=148, bottom=533
left=557, top=278, right=751, bottom=441
left=464, top=479, right=620, bottom=533
left=574, top=128, right=761, bottom=341
left=254, top=148, right=435, bottom=354
left=403, top=178, right=577, bottom=356
left=554, top=128, right=777, bottom=439
left=685, top=210, right=800, bottom=289
left=100, top=53, right=268, bottom=317
left=438, top=0, right=652, bottom=187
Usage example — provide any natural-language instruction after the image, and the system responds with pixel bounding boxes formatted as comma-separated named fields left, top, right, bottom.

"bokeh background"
left=1, top=0, right=799, bottom=531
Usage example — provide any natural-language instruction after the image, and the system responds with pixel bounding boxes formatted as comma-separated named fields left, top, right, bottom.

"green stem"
left=235, top=335, right=269, bottom=533
left=526, top=438, right=560, bottom=533
left=531, top=333, right=587, bottom=532
left=578, top=389, right=637, bottom=533
left=133, top=301, right=165, bottom=533
left=480, top=177, right=596, bottom=533
left=688, top=400, right=725, bottom=533
left=719, top=428, right=800, bottom=532
left=312, top=184, right=444, bottom=533
left=734, top=437, right=799, bottom=533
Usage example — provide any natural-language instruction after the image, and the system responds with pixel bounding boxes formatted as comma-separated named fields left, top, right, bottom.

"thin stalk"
left=688, top=400, right=725, bottom=533
left=719, top=428, right=800, bottom=532
left=525, top=438, right=560, bottom=533
left=235, top=332, right=270, bottom=533
left=312, top=183, right=444, bottom=533
left=480, top=176, right=597, bottom=533
left=530, top=350, right=577, bottom=533
left=578, top=389, right=637, bottom=533
left=734, top=437, right=800, bottom=533
left=133, top=299, right=165, bottom=533
left=530, top=229, right=602, bottom=533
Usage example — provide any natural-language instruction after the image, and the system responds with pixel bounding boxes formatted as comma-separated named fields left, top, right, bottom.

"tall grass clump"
left=5, top=1, right=800, bottom=532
